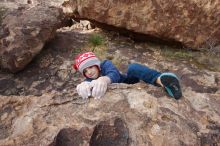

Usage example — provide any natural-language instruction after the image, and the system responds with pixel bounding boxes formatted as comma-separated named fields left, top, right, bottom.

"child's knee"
left=128, top=63, right=145, bottom=70
left=128, top=63, right=139, bottom=73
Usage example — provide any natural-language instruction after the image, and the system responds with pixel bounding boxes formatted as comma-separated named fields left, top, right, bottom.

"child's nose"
left=87, top=69, right=92, bottom=74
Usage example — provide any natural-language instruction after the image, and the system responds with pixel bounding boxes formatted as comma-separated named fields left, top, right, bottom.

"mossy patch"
left=192, top=51, right=220, bottom=72
left=88, top=33, right=105, bottom=48
left=160, top=46, right=220, bottom=72
left=160, top=45, right=193, bottom=60
left=74, top=33, right=108, bottom=60
left=87, top=33, right=107, bottom=60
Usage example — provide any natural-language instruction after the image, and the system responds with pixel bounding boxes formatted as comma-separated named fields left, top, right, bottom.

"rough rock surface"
left=89, top=118, right=129, bottom=146
left=0, top=0, right=65, bottom=7
left=0, top=24, right=220, bottom=145
left=49, top=127, right=91, bottom=146
left=65, top=0, right=220, bottom=49
left=0, top=83, right=219, bottom=146
left=49, top=118, right=129, bottom=146
left=0, top=5, right=64, bottom=72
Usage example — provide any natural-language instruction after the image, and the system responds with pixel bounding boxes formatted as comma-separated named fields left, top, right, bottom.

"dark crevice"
left=73, top=17, right=184, bottom=49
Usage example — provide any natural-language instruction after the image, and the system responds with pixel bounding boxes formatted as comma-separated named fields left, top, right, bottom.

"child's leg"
left=124, top=63, right=161, bottom=85
left=124, top=63, right=182, bottom=99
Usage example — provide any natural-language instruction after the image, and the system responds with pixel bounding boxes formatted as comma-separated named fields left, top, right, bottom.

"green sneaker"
left=160, top=73, right=182, bottom=100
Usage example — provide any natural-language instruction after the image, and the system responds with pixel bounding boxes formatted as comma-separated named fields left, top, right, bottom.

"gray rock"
left=90, top=118, right=129, bottom=146
left=0, top=5, right=64, bottom=72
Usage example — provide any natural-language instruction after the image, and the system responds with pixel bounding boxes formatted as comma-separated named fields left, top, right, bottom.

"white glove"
left=90, top=76, right=111, bottom=99
left=76, top=82, right=92, bottom=99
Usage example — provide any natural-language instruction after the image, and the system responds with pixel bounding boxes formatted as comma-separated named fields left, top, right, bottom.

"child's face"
left=83, top=65, right=99, bottom=79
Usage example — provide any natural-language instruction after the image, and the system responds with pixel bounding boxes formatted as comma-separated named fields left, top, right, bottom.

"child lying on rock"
left=73, top=52, right=182, bottom=100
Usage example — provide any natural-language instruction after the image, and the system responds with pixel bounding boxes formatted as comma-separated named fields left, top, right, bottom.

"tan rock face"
left=0, top=5, right=63, bottom=72
left=66, top=0, right=220, bottom=49
left=0, top=83, right=219, bottom=146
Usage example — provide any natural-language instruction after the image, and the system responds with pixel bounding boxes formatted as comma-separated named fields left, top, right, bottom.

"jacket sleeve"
left=101, top=60, right=121, bottom=83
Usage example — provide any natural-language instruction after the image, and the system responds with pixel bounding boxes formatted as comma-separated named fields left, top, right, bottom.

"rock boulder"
left=65, top=0, right=220, bottom=49
left=0, top=5, right=63, bottom=72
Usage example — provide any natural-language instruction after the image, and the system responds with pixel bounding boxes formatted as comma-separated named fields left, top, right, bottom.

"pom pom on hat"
left=73, top=52, right=101, bottom=74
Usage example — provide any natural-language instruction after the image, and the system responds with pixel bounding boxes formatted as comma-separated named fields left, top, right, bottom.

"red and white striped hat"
left=73, top=52, right=101, bottom=74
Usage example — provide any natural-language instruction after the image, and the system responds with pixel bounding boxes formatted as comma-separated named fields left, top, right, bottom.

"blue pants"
left=122, top=63, right=161, bottom=86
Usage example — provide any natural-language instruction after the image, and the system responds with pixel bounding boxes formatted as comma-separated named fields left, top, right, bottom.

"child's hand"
left=90, top=76, right=111, bottom=99
left=76, top=82, right=92, bottom=99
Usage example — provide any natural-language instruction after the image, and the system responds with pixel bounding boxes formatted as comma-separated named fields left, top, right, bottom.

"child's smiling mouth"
left=89, top=74, right=95, bottom=78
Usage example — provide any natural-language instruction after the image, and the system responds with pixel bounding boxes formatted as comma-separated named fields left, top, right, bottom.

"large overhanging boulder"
left=65, top=0, right=220, bottom=49
left=0, top=5, right=64, bottom=73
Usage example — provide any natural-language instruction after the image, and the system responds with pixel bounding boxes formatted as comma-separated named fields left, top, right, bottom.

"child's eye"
left=83, top=69, right=88, bottom=74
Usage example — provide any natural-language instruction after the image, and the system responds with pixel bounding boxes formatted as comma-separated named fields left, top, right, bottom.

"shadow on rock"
left=49, top=118, right=130, bottom=146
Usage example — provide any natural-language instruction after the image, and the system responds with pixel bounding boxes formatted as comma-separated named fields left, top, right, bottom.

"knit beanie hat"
left=73, top=52, right=101, bottom=74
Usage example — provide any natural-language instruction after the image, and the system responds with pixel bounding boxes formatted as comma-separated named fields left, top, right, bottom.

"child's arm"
left=90, top=60, right=121, bottom=99
left=101, top=60, right=121, bottom=83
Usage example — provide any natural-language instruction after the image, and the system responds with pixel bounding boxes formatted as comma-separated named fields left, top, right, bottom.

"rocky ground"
left=0, top=21, right=220, bottom=145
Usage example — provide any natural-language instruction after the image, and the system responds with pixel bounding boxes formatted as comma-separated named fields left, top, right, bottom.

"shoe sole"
left=160, top=73, right=182, bottom=99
